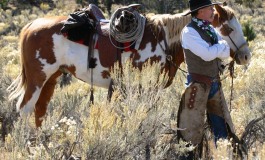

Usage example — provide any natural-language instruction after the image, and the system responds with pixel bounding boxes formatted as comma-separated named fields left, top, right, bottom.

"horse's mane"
left=147, top=13, right=191, bottom=46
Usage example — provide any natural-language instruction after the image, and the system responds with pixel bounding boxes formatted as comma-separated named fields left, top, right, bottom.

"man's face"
left=197, top=6, right=215, bottom=22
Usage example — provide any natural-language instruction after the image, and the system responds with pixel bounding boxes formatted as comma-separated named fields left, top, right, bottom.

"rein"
left=221, top=22, right=248, bottom=111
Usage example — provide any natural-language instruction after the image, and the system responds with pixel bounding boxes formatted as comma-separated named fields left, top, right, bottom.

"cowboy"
left=178, top=0, right=236, bottom=159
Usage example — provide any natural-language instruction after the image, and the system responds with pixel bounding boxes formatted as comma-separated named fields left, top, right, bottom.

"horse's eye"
left=229, top=27, right=234, bottom=32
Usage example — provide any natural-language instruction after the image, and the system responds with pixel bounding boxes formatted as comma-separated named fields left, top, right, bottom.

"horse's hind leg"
left=35, top=71, right=62, bottom=127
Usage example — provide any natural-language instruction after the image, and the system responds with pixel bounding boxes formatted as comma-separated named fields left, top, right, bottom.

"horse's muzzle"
left=234, top=50, right=251, bottom=65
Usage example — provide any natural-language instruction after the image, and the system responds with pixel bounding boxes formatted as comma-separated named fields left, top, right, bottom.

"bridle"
left=220, top=20, right=249, bottom=60
left=220, top=21, right=248, bottom=111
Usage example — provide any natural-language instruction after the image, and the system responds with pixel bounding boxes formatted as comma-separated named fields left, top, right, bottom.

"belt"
left=190, top=73, right=219, bottom=86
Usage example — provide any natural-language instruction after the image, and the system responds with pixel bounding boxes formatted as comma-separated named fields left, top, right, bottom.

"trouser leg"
left=208, top=113, right=228, bottom=143
left=207, top=85, right=235, bottom=139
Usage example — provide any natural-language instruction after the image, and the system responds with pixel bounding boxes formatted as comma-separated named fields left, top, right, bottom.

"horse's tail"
left=7, top=66, right=26, bottom=101
left=7, top=24, right=29, bottom=103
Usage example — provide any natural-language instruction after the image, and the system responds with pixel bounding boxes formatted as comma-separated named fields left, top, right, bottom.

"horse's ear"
left=223, top=1, right=227, bottom=6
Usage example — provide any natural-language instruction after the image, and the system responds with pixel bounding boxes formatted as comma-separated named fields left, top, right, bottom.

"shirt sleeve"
left=214, top=28, right=223, bottom=41
left=181, top=26, right=230, bottom=61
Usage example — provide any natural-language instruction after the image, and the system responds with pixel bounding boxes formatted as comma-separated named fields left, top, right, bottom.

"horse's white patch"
left=137, top=42, right=166, bottom=64
left=20, top=87, right=42, bottom=116
left=215, top=17, right=246, bottom=52
left=227, top=17, right=249, bottom=55
left=52, top=34, right=111, bottom=88
left=163, top=26, right=180, bottom=46
left=36, top=50, right=59, bottom=78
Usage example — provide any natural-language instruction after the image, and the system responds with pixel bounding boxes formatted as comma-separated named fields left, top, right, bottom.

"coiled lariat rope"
left=109, top=8, right=146, bottom=49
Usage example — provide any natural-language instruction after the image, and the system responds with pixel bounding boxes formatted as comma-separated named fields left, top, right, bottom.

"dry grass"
left=0, top=0, right=265, bottom=159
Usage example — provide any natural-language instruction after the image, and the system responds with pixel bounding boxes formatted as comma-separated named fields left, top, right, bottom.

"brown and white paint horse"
left=8, top=4, right=251, bottom=127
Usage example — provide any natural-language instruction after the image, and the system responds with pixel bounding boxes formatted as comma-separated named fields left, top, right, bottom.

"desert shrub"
left=242, top=21, right=256, bottom=42
left=80, top=61, right=189, bottom=159
left=0, top=60, right=190, bottom=159
left=0, top=35, right=20, bottom=143
left=0, top=0, right=9, bottom=9
left=0, top=84, right=19, bottom=143
left=1, top=1, right=265, bottom=159
left=235, top=0, right=263, bottom=8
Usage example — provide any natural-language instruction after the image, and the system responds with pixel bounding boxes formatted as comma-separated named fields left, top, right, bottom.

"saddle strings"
left=109, top=8, right=146, bottom=49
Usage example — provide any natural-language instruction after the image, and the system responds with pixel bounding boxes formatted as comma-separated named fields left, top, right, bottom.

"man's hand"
left=218, top=40, right=230, bottom=59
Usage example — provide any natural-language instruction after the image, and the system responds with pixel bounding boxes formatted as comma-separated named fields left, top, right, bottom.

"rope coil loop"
left=109, top=7, right=146, bottom=49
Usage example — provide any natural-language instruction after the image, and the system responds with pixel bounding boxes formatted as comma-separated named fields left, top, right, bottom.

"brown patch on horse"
left=97, top=35, right=121, bottom=68
left=131, top=55, right=162, bottom=70
left=168, top=41, right=184, bottom=67
left=212, top=13, right=221, bottom=27
left=229, top=48, right=236, bottom=59
left=138, top=23, right=162, bottom=52
left=162, top=42, right=184, bottom=87
left=219, top=24, right=233, bottom=36
left=63, top=65, right=77, bottom=77
left=130, top=49, right=141, bottom=61
left=212, top=5, right=235, bottom=28
left=149, top=55, right=162, bottom=63
left=24, top=16, right=66, bottom=64
left=101, top=70, right=110, bottom=79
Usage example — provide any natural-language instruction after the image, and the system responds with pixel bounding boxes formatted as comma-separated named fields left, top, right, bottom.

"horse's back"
left=21, top=16, right=66, bottom=34
left=21, top=16, right=66, bottom=43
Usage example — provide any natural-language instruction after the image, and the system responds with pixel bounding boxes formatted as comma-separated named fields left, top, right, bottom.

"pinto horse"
left=8, top=4, right=251, bottom=127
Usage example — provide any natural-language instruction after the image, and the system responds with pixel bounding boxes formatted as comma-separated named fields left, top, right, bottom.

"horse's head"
left=114, top=9, right=137, bottom=33
left=212, top=4, right=251, bottom=65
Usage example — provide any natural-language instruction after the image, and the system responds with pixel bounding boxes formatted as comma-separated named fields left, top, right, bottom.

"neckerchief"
left=192, top=17, right=218, bottom=44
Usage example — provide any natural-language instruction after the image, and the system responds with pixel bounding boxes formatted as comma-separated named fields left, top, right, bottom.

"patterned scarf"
left=192, top=17, right=218, bottom=44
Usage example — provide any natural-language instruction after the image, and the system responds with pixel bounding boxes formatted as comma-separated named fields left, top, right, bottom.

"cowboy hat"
left=183, top=0, right=222, bottom=16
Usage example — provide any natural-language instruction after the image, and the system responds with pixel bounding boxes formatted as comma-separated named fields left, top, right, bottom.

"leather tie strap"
left=188, top=86, right=197, bottom=109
